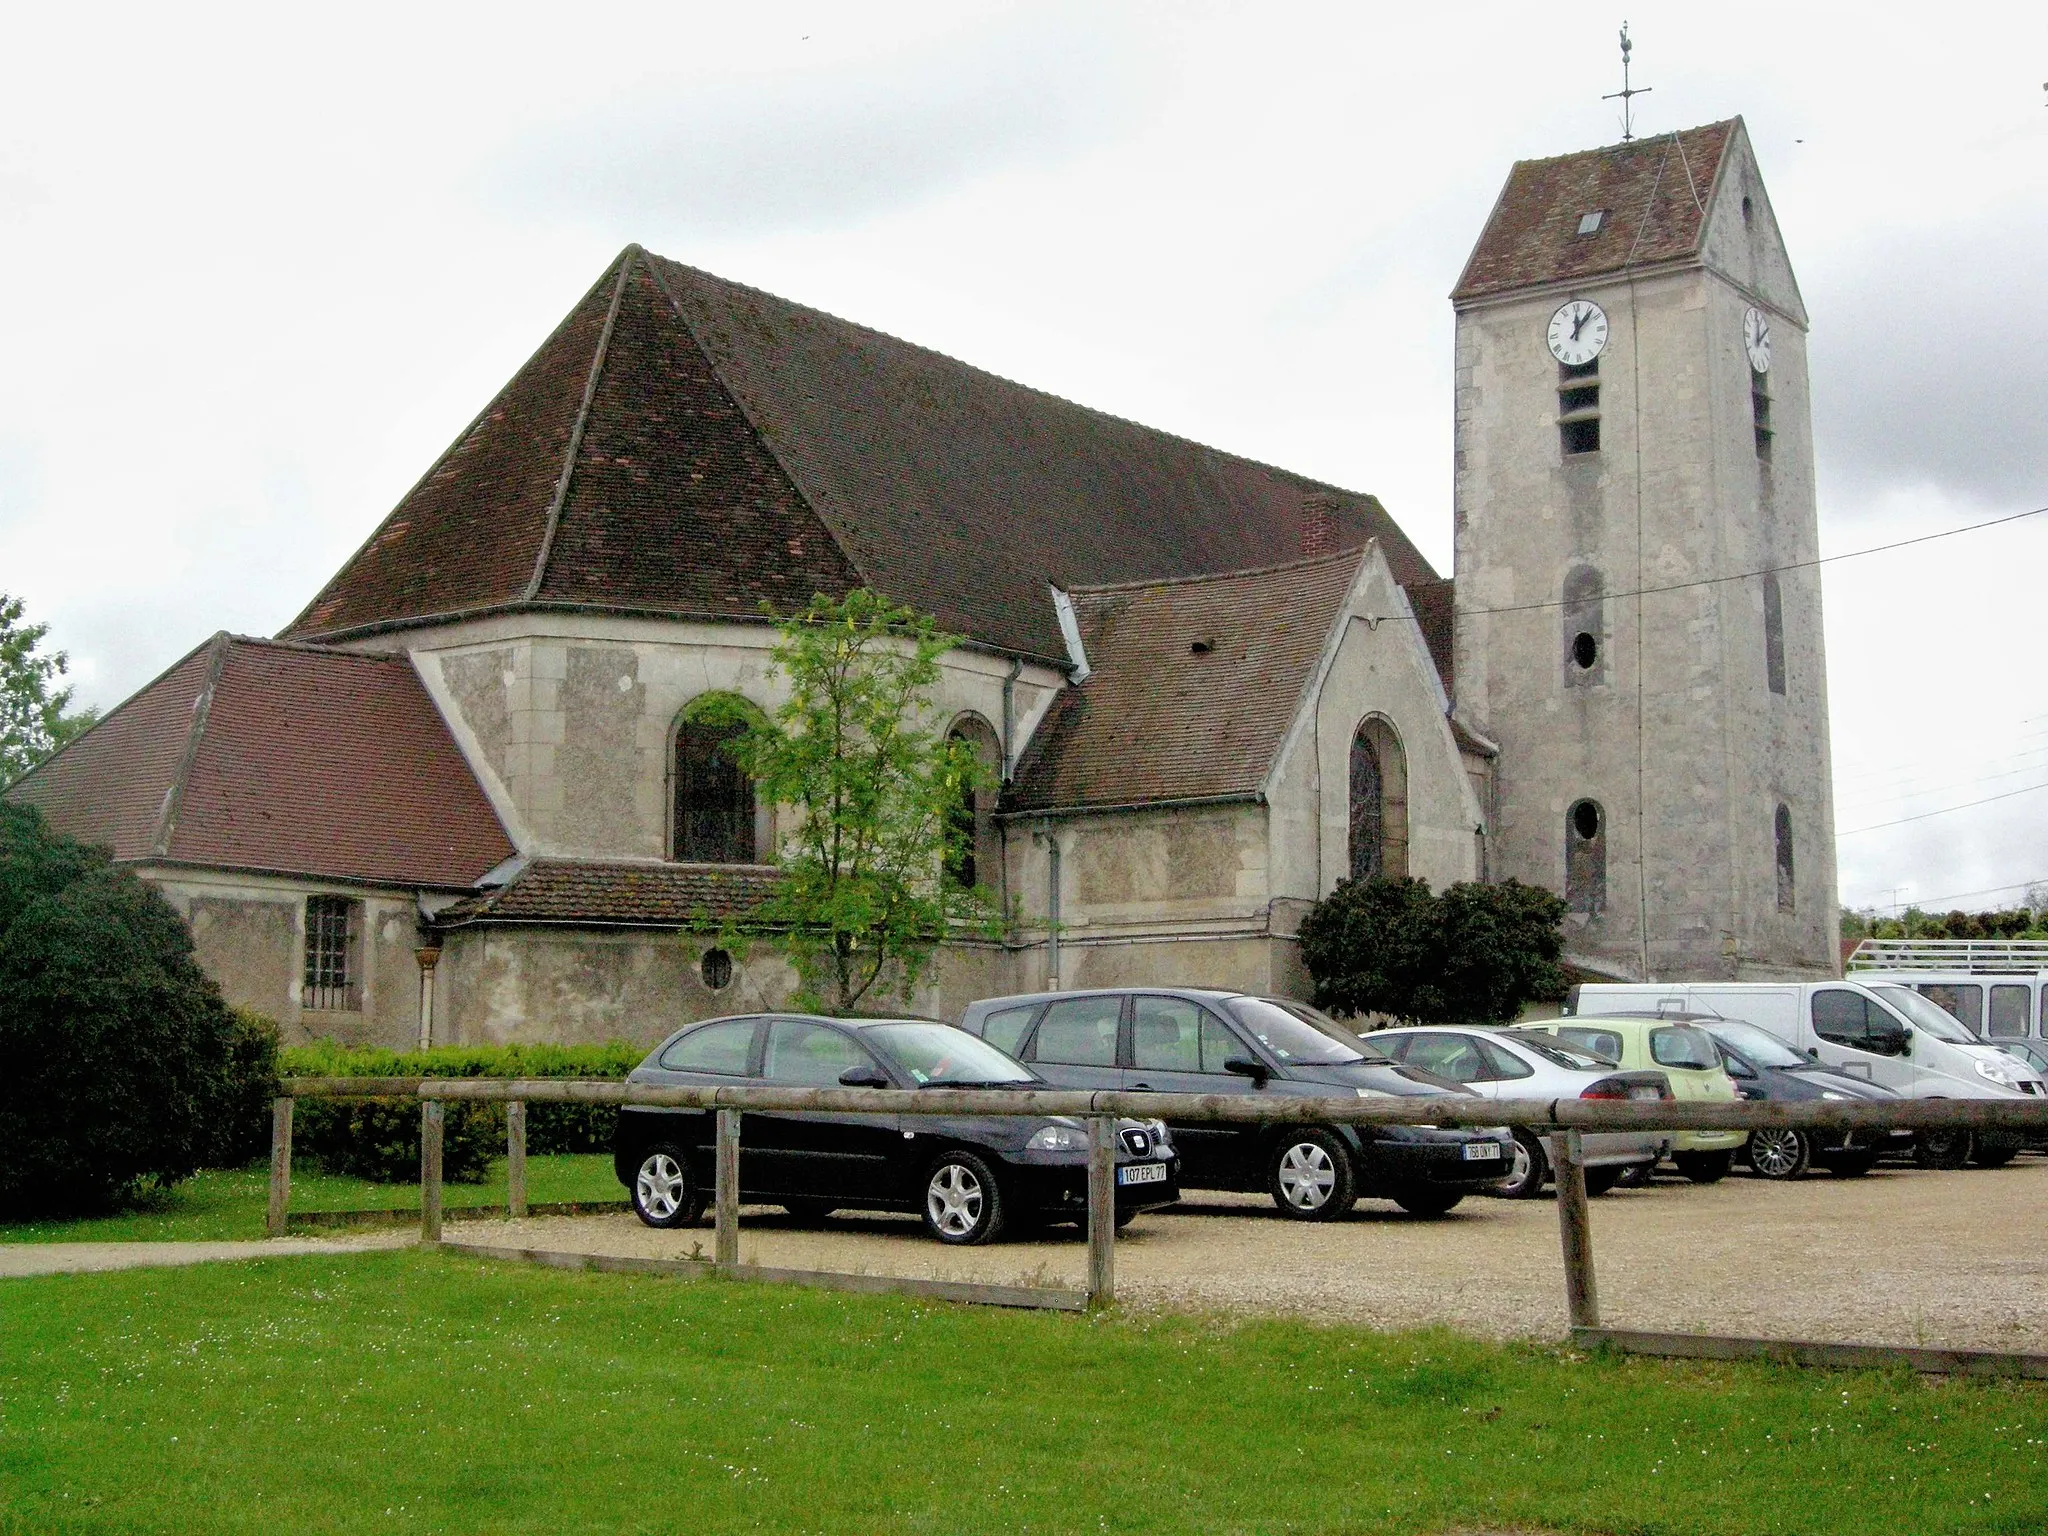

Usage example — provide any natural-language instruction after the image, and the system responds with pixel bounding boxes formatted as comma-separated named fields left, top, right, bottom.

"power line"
left=1837, top=753, right=2048, bottom=815
left=1839, top=777, right=2048, bottom=836
left=1846, top=876, right=2048, bottom=911
left=1436, top=501, right=2048, bottom=621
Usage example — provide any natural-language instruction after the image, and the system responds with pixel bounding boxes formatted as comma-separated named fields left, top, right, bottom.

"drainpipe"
left=1000, top=657, right=1023, bottom=782
left=414, top=944, right=442, bottom=1050
left=1041, top=819, right=1062, bottom=991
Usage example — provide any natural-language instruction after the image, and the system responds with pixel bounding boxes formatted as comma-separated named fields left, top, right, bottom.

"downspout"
left=1042, top=818, right=1062, bottom=991
left=1000, top=657, right=1023, bottom=782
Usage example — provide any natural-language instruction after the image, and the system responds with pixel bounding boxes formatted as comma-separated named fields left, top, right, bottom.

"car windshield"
left=1226, top=998, right=1364, bottom=1065
left=2001, top=1040, right=2048, bottom=1074
left=1649, top=1024, right=1721, bottom=1071
left=1703, top=1019, right=1807, bottom=1068
left=1502, top=1032, right=1607, bottom=1071
left=861, top=1023, right=1037, bottom=1086
left=1873, top=986, right=1982, bottom=1044
left=1269, top=999, right=1392, bottom=1060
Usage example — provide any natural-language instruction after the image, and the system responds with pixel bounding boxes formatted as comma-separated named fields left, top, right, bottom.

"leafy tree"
left=0, top=593, right=98, bottom=788
left=715, top=590, right=998, bottom=1014
left=1298, top=875, right=1566, bottom=1025
left=0, top=803, right=273, bottom=1217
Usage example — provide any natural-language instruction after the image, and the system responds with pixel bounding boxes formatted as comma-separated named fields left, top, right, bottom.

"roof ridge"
left=279, top=249, right=642, bottom=639
left=637, top=252, right=882, bottom=596
left=152, top=632, right=230, bottom=858
left=1066, top=542, right=1372, bottom=597
left=644, top=253, right=1413, bottom=555
left=1499, top=117, right=1738, bottom=172
left=523, top=245, right=639, bottom=602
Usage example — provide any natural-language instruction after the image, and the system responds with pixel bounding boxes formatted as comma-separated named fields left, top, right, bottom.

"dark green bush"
left=1299, top=875, right=1566, bottom=1025
left=0, top=804, right=255, bottom=1217
left=281, top=1041, right=642, bottom=1183
left=197, top=1009, right=283, bottom=1169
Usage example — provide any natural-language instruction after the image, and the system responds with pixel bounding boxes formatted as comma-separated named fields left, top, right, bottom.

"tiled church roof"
left=285, top=247, right=1439, bottom=663
left=1452, top=120, right=1736, bottom=304
left=6, top=636, right=515, bottom=890
left=436, top=859, right=782, bottom=929
left=1004, top=548, right=1364, bottom=814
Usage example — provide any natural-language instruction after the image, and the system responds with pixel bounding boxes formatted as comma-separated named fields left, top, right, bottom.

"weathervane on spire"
left=1603, top=21, right=1652, bottom=141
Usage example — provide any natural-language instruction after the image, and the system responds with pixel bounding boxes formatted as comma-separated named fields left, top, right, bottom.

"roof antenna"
left=1602, top=21, right=1652, bottom=142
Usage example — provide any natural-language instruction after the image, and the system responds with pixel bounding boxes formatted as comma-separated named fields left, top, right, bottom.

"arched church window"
left=672, top=700, right=759, bottom=864
left=1566, top=799, right=1605, bottom=916
left=1348, top=716, right=1408, bottom=882
left=1762, top=570, right=1787, bottom=697
left=1775, top=804, right=1795, bottom=914
left=944, top=716, right=1001, bottom=892
left=1562, top=564, right=1604, bottom=686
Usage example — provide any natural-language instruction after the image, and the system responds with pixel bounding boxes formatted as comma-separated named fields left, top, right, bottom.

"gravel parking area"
left=453, top=1158, right=2048, bottom=1353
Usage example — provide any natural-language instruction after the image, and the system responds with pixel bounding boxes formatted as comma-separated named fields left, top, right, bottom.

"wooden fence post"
left=421, top=1100, right=445, bottom=1244
left=714, top=1108, right=741, bottom=1268
left=1086, top=1115, right=1116, bottom=1309
left=1549, top=1128, right=1600, bottom=1330
left=266, top=1096, right=294, bottom=1238
left=506, top=1100, right=528, bottom=1219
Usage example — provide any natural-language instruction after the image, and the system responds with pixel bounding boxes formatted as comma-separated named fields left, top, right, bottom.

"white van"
left=1846, top=937, right=2048, bottom=1042
left=1562, top=978, right=2041, bottom=1168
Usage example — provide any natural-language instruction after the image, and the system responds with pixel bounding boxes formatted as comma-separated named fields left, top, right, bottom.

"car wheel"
left=922, top=1151, right=1005, bottom=1245
left=1970, top=1133, right=2020, bottom=1169
left=1746, top=1129, right=1810, bottom=1180
left=1494, top=1131, right=1549, bottom=1199
left=1392, top=1187, right=1464, bottom=1218
left=1267, top=1129, right=1359, bottom=1220
left=1673, top=1150, right=1733, bottom=1184
left=1113, top=1207, right=1139, bottom=1231
left=782, top=1199, right=835, bottom=1225
left=1582, top=1165, right=1624, bottom=1197
left=631, top=1144, right=704, bottom=1229
left=1914, top=1130, right=1973, bottom=1170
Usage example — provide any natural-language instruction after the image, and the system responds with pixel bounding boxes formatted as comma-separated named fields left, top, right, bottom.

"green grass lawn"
left=0, top=1155, right=623, bottom=1245
left=1, top=1250, right=2043, bottom=1535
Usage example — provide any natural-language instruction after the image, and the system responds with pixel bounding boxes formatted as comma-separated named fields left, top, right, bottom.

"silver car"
left=1368, top=1026, right=1672, bottom=1197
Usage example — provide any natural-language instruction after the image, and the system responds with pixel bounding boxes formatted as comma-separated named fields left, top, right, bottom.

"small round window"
left=1570, top=631, right=1598, bottom=669
left=700, top=948, right=733, bottom=991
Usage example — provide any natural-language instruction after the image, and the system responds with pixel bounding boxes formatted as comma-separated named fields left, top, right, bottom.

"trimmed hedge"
left=280, top=1042, right=643, bottom=1184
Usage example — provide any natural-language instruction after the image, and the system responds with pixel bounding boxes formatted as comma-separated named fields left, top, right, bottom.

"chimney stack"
left=1301, top=492, right=1340, bottom=558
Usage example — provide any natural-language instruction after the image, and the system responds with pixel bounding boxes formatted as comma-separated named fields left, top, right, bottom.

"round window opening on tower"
left=1570, top=631, right=1598, bottom=669
left=700, top=948, right=734, bottom=990
left=1571, top=801, right=1601, bottom=841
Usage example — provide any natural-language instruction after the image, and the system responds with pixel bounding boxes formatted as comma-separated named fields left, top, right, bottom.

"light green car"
left=1523, top=1016, right=1745, bottom=1183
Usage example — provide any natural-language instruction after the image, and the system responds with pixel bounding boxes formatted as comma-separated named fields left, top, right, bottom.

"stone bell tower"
left=1449, top=118, right=1838, bottom=981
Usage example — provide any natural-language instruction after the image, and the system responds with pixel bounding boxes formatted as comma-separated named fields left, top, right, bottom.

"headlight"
left=1145, top=1118, right=1173, bottom=1151
left=1820, top=1091, right=1849, bottom=1101
left=1975, top=1058, right=2023, bottom=1086
left=1026, top=1124, right=1087, bottom=1152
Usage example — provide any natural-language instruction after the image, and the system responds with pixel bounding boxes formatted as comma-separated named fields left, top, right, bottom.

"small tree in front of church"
left=715, top=590, right=998, bottom=1014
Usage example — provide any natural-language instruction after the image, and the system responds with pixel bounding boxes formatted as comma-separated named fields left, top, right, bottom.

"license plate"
left=1117, top=1162, right=1168, bottom=1186
left=1462, top=1142, right=1502, bottom=1161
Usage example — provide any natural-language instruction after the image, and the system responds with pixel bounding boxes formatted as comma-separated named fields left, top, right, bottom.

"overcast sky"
left=1, top=1, right=2043, bottom=915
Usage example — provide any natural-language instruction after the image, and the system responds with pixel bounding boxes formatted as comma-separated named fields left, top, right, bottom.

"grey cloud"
left=475, top=17, right=1149, bottom=237
left=1808, top=204, right=2048, bottom=512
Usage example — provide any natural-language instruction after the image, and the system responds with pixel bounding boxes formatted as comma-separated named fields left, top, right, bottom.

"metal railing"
left=1848, top=938, right=2048, bottom=973
left=269, top=1079, right=2048, bottom=1368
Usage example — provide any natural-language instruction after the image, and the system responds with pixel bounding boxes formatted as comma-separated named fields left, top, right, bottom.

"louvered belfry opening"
left=674, top=719, right=756, bottom=864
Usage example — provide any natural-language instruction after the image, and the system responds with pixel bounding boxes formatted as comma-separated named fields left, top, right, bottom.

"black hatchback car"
left=1693, top=1016, right=1909, bottom=1179
left=958, top=989, right=1513, bottom=1219
left=614, top=1013, right=1180, bottom=1245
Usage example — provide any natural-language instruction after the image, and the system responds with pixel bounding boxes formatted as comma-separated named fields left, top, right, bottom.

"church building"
left=8, top=119, right=1840, bottom=1050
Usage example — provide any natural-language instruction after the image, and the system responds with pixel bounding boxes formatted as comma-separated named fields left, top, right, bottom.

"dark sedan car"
left=958, top=989, right=1513, bottom=1219
left=1695, top=1017, right=1908, bottom=1178
left=614, top=1013, right=1179, bottom=1245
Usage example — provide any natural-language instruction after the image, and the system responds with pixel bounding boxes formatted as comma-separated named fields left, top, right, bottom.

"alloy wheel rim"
left=1508, top=1137, right=1533, bottom=1189
left=1752, top=1130, right=1802, bottom=1177
left=638, top=1154, right=685, bottom=1219
left=928, top=1163, right=984, bottom=1236
left=1278, top=1143, right=1336, bottom=1208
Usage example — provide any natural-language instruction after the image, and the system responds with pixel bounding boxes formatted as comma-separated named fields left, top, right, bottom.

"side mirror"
left=838, top=1066, right=890, bottom=1089
left=1806, top=1046, right=1820, bottom=1061
left=1876, top=1027, right=1911, bottom=1058
left=1224, top=1056, right=1270, bottom=1087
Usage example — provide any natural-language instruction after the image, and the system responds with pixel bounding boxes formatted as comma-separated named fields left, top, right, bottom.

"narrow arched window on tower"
left=673, top=713, right=757, bottom=864
left=1762, top=570, right=1787, bottom=696
left=1775, top=804, right=1796, bottom=914
left=1562, top=564, right=1605, bottom=687
left=1565, top=799, right=1605, bottom=916
left=1348, top=717, right=1408, bottom=881
left=944, top=716, right=1002, bottom=892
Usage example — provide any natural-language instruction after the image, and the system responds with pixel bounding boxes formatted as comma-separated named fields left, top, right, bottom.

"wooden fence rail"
left=268, top=1078, right=2048, bottom=1341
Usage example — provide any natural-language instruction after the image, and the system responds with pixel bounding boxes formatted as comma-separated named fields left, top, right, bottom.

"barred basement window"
left=1559, top=359, right=1600, bottom=455
left=1762, top=570, right=1787, bottom=696
left=302, top=895, right=361, bottom=1011
left=1775, top=804, right=1796, bottom=914
left=1566, top=800, right=1605, bottom=917
left=1751, top=366, right=1773, bottom=459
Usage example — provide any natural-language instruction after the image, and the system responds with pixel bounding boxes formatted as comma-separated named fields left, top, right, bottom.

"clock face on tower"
left=1547, top=300, right=1608, bottom=366
left=1743, top=306, right=1772, bottom=372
